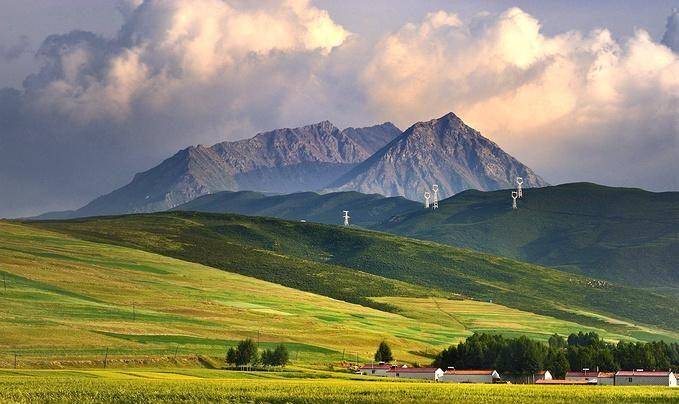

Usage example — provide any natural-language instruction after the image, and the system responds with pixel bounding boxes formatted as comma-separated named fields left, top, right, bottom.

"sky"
left=0, top=0, right=677, bottom=217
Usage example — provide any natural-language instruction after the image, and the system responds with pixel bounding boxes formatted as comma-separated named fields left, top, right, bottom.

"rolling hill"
left=376, top=182, right=679, bottom=288
left=171, top=190, right=419, bottom=227
left=2, top=219, right=663, bottom=369
left=28, top=212, right=679, bottom=339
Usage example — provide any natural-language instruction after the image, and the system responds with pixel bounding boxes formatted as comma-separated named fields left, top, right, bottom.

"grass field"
left=0, top=369, right=676, bottom=403
left=3, top=220, right=663, bottom=368
left=370, top=297, right=664, bottom=342
left=30, top=212, right=679, bottom=337
left=0, top=222, right=660, bottom=367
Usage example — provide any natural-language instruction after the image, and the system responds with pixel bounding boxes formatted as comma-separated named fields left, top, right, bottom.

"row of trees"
left=225, top=339, right=289, bottom=368
left=433, top=332, right=679, bottom=378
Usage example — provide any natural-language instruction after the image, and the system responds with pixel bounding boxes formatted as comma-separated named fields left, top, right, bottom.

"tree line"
left=225, top=339, right=289, bottom=368
left=432, top=332, right=679, bottom=378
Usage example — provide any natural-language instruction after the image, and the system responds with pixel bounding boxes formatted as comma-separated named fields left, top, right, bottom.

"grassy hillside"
left=29, top=212, right=679, bottom=338
left=172, top=190, right=419, bottom=227
left=377, top=183, right=679, bottom=288
left=0, top=221, right=645, bottom=368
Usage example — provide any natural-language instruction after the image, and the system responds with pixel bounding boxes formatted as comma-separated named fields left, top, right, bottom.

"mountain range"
left=329, top=112, right=546, bottom=200
left=37, top=113, right=545, bottom=219
left=68, top=121, right=401, bottom=217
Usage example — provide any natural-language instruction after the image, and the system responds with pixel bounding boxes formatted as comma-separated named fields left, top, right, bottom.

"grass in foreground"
left=0, top=369, right=676, bottom=404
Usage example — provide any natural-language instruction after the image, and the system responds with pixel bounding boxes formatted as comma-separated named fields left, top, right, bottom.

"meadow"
left=31, top=212, right=679, bottom=337
left=0, top=369, right=676, bottom=403
left=1, top=220, right=651, bottom=368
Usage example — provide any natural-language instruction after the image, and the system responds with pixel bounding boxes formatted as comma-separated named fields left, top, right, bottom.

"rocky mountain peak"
left=329, top=112, right=548, bottom=200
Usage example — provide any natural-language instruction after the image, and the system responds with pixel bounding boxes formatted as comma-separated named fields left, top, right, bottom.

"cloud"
left=662, top=8, right=679, bottom=52
left=0, top=0, right=354, bottom=217
left=0, top=3, right=677, bottom=218
left=362, top=7, right=679, bottom=190
left=0, top=35, right=30, bottom=61
left=23, top=0, right=350, bottom=124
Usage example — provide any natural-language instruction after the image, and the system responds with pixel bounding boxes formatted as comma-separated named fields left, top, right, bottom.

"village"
left=358, top=364, right=678, bottom=387
left=354, top=335, right=679, bottom=388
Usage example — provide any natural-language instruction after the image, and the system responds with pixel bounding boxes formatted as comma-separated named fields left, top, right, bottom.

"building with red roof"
left=615, top=370, right=677, bottom=386
left=386, top=367, right=444, bottom=381
left=439, top=369, right=501, bottom=384
left=565, top=370, right=601, bottom=383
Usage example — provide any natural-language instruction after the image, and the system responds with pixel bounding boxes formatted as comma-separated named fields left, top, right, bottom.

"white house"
left=439, top=369, right=500, bottom=384
left=534, top=370, right=552, bottom=381
left=386, top=367, right=444, bottom=381
left=358, top=363, right=404, bottom=377
left=615, top=370, right=677, bottom=387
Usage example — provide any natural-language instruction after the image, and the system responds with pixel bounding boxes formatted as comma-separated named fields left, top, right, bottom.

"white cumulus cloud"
left=362, top=7, right=679, bottom=189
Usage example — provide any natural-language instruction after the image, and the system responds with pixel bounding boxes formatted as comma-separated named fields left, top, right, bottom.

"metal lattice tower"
left=432, top=184, right=439, bottom=210
left=516, top=177, right=524, bottom=198
left=511, top=191, right=518, bottom=210
left=424, top=191, right=431, bottom=209
left=343, top=210, right=350, bottom=226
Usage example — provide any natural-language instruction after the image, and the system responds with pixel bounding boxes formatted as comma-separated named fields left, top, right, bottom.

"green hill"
left=3, top=220, right=665, bottom=369
left=169, top=183, right=678, bottom=290
left=377, top=183, right=679, bottom=288
left=29, top=211, right=679, bottom=338
left=172, top=190, right=419, bottom=227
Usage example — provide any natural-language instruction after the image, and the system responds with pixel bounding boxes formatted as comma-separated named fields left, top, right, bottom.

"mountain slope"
left=172, top=190, right=420, bottom=227
left=69, top=121, right=401, bottom=217
left=330, top=112, right=547, bottom=200
left=2, top=221, right=661, bottom=368
left=30, top=211, right=679, bottom=336
left=376, top=182, right=679, bottom=288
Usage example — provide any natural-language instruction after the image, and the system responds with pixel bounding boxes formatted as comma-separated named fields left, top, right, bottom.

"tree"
left=374, top=341, right=394, bottom=363
left=226, top=347, right=237, bottom=366
left=548, top=334, right=566, bottom=349
left=235, top=338, right=258, bottom=367
left=273, top=344, right=289, bottom=367
left=498, top=337, right=545, bottom=374
left=545, top=347, right=570, bottom=378
left=261, top=349, right=274, bottom=367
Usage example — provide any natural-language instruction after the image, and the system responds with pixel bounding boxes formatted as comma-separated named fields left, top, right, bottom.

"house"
left=614, top=370, right=677, bottom=387
left=439, top=369, right=500, bottom=384
left=597, top=372, right=615, bottom=386
left=502, top=370, right=552, bottom=384
left=386, top=367, right=444, bottom=381
left=358, top=363, right=405, bottom=377
left=566, top=370, right=601, bottom=383
left=534, top=370, right=552, bottom=381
